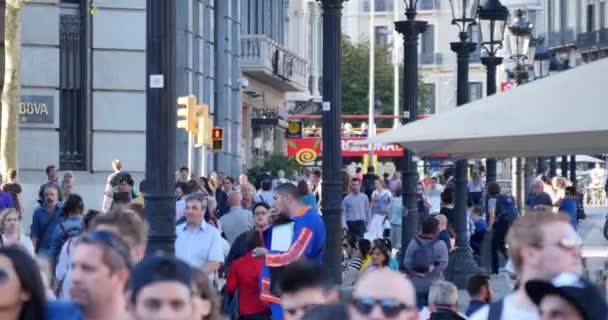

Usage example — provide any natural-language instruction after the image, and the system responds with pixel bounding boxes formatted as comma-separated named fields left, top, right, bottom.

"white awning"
left=360, top=58, right=608, bottom=159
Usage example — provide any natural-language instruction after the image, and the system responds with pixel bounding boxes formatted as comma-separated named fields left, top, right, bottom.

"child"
left=469, top=205, right=487, bottom=256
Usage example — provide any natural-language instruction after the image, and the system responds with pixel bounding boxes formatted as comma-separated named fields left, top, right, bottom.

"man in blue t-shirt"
left=30, top=184, right=63, bottom=256
left=559, top=186, right=578, bottom=229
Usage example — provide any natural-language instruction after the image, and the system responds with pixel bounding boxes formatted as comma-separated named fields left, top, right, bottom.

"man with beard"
left=70, top=231, right=132, bottom=320
left=254, top=183, right=326, bottom=320
left=465, top=274, right=492, bottom=317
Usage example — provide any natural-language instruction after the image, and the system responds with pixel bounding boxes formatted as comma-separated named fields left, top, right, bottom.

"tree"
left=1, top=0, right=25, bottom=174
left=341, top=36, right=431, bottom=127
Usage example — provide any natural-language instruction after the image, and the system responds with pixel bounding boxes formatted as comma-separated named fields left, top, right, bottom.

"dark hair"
left=139, top=179, right=145, bottom=193
left=261, top=179, right=272, bottom=191
left=182, top=179, right=200, bottom=196
left=487, top=182, right=501, bottom=196
left=357, top=239, right=372, bottom=258
left=0, top=247, right=47, bottom=320
left=371, top=245, right=390, bottom=267
left=63, top=193, right=84, bottom=216
left=431, top=177, right=438, bottom=183
left=312, top=169, right=322, bottom=178
left=351, top=178, right=360, bottom=184
left=119, top=173, right=134, bottom=187
left=440, top=189, right=454, bottom=205
left=179, top=167, right=189, bottom=172
left=421, top=217, right=439, bottom=235
left=367, top=166, right=374, bottom=172
left=394, top=186, right=402, bottom=197
left=356, top=167, right=362, bottom=173
left=565, top=186, right=577, bottom=197
left=471, top=205, right=483, bottom=215
left=343, top=233, right=357, bottom=248
left=224, top=176, right=235, bottom=184
left=45, top=165, right=56, bottom=175
left=279, top=260, right=333, bottom=295
left=246, top=230, right=263, bottom=252
left=297, top=180, right=310, bottom=196
left=466, top=273, right=490, bottom=297
left=83, top=210, right=102, bottom=231
left=252, top=202, right=270, bottom=213
left=274, top=183, right=300, bottom=200
left=383, top=173, right=390, bottom=179
left=8, top=168, right=17, bottom=181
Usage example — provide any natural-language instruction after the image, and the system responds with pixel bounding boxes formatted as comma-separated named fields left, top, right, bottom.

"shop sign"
left=19, top=95, right=54, bottom=123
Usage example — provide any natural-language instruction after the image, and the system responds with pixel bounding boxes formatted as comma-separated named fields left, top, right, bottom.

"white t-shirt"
left=469, top=294, right=539, bottom=320
left=425, top=185, right=444, bottom=214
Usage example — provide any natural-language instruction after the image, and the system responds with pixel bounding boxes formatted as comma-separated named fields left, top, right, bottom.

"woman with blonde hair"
left=0, top=208, right=34, bottom=256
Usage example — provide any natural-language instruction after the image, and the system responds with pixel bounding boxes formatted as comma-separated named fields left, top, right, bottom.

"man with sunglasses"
left=70, top=231, right=132, bottom=320
left=349, top=269, right=417, bottom=320
left=469, top=211, right=583, bottom=320
left=279, top=260, right=338, bottom=320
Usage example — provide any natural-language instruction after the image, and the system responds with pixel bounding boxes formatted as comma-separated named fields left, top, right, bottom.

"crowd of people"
left=0, top=159, right=604, bottom=320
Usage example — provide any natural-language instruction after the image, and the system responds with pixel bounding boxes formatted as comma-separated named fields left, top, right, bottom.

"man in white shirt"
left=175, top=192, right=224, bottom=275
left=219, top=191, right=254, bottom=245
left=424, top=177, right=444, bottom=215
left=469, top=211, right=583, bottom=320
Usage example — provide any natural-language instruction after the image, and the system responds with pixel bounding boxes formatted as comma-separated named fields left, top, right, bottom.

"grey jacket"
left=403, top=235, right=449, bottom=275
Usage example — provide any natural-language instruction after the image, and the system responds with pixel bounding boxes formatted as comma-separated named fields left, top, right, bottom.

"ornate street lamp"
left=478, top=0, right=508, bottom=186
left=534, top=37, right=551, bottom=79
left=508, top=9, right=533, bottom=84
left=445, top=0, right=483, bottom=288
left=395, top=0, right=428, bottom=250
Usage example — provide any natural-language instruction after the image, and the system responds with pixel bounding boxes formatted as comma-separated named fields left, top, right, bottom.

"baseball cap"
left=129, top=255, right=193, bottom=300
left=525, top=273, right=608, bottom=320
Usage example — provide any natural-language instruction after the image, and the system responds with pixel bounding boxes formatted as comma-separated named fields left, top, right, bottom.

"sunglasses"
left=536, top=234, right=583, bottom=251
left=284, top=304, right=319, bottom=316
left=80, top=231, right=133, bottom=269
left=352, top=297, right=413, bottom=318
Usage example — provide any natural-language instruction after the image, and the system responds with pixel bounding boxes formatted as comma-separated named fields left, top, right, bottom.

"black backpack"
left=412, top=237, right=439, bottom=271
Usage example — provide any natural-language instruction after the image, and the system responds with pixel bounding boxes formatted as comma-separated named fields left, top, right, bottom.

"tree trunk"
left=1, top=2, right=21, bottom=174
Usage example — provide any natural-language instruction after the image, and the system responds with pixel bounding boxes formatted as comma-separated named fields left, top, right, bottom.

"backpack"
left=496, top=195, right=518, bottom=224
left=412, top=237, right=439, bottom=272
left=55, top=223, right=82, bottom=257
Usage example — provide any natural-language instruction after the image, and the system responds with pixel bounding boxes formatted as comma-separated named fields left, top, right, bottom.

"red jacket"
left=226, top=251, right=268, bottom=316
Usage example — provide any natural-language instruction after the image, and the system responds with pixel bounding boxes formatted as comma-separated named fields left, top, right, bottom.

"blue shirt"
left=30, top=204, right=63, bottom=255
left=47, top=300, right=81, bottom=320
left=438, top=229, right=451, bottom=251
left=175, top=222, right=225, bottom=268
left=389, top=196, right=403, bottom=226
left=49, top=216, right=83, bottom=258
left=301, top=193, right=319, bottom=213
left=559, top=198, right=578, bottom=229
left=466, top=300, right=487, bottom=317
left=526, top=191, right=553, bottom=208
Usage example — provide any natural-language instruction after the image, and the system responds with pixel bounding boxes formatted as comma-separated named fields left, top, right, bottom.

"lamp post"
left=478, top=0, right=509, bottom=186
left=534, top=38, right=550, bottom=175
left=319, top=0, right=346, bottom=284
left=444, top=0, right=482, bottom=288
left=145, top=0, right=177, bottom=254
left=508, top=9, right=532, bottom=209
left=395, top=0, right=427, bottom=251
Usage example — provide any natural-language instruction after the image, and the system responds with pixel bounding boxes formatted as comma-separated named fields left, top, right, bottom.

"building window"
left=469, top=82, right=483, bottom=101
left=375, top=26, right=389, bottom=46
left=420, top=83, right=435, bottom=115
left=468, top=25, right=481, bottom=62
left=421, top=24, right=435, bottom=64
left=363, top=0, right=394, bottom=12
left=587, top=4, right=596, bottom=32
left=601, top=1, right=606, bottom=29
left=59, top=13, right=87, bottom=170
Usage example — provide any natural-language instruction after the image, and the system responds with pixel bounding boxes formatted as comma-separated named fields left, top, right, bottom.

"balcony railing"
left=241, top=35, right=308, bottom=92
left=548, top=28, right=576, bottom=49
left=600, top=29, right=608, bottom=47
left=577, top=31, right=599, bottom=51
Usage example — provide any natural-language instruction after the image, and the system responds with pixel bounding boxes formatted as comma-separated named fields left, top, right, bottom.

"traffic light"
left=211, top=127, right=223, bottom=152
left=177, top=95, right=202, bottom=133
left=196, top=104, right=211, bottom=146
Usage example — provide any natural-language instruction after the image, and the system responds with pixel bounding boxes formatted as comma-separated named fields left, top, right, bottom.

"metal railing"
left=241, top=34, right=308, bottom=89
left=584, top=186, right=607, bottom=207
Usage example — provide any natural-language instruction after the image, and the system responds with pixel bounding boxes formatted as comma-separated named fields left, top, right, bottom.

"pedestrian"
left=279, top=261, right=339, bottom=320
left=559, top=186, right=578, bottom=229
left=54, top=209, right=101, bottom=300
left=389, top=187, right=403, bottom=250
left=132, top=179, right=145, bottom=207
left=60, top=171, right=74, bottom=200
left=365, top=244, right=390, bottom=272
left=417, top=182, right=431, bottom=222
left=0, top=208, right=34, bottom=256
left=272, top=170, right=289, bottom=190
left=349, top=269, right=417, bottom=320
left=0, top=247, right=47, bottom=320
left=110, top=173, right=137, bottom=210
left=469, top=206, right=488, bottom=256
left=241, top=183, right=256, bottom=210
left=424, top=281, right=465, bottom=320
left=90, top=207, right=148, bottom=263
left=176, top=179, right=202, bottom=224
left=343, top=237, right=370, bottom=286
left=527, top=179, right=554, bottom=210
left=467, top=171, right=484, bottom=206
left=70, top=231, right=131, bottom=320
left=403, top=217, right=448, bottom=277
left=102, top=159, right=123, bottom=211
left=526, top=273, right=608, bottom=320
left=0, top=174, right=16, bottom=212
left=2, top=169, right=23, bottom=215
left=361, top=166, right=378, bottom=200
left=175, top=192, right=224, bottom=278
left=389, top=171, right=401, bottom=194
left=354, top=167, right=363, bottom=182
left=226, top=202, right=270, bottom=270
left=486, top=182, right=517, bottom=274
left=226, top=232, right=270, bottom=319
left=434, top=214, right=452, bottom=252
left=191, top=269, right=222, bottom=320
left=367, top=180, right=391, bottom=240
left=407, top=246, right=435, bottom=309
left=128, top=255, right=197, bottom=320
left=220, top=191, right=254, bottom=245
left=297, top=180, right=319, bottom=214
left=216, top=176, right=234, bottom=216
left=466, top=274, right=492, bottom=317
left=310, top=169, right=322, bottom=207
left=38, top=165, right=61, bottom=205
left=469, top=211, right=583, bottom=320
left=48, top=194, right=84, bottom=260
left=424, top=177, right=444, bottom=215
left=254, top=180, right=274, bottom=207
left=342, top=179, right=370, bottom=239
left=30, top=184, right=63, bottom=256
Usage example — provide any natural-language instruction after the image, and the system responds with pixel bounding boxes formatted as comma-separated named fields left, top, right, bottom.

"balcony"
left=600, top=29, right=608, bottom=48
left=547, top=28, right=576, bottom=49
left=577, top=31, right=599, bottom=51
left=241, top=35, right=308, bottom=92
